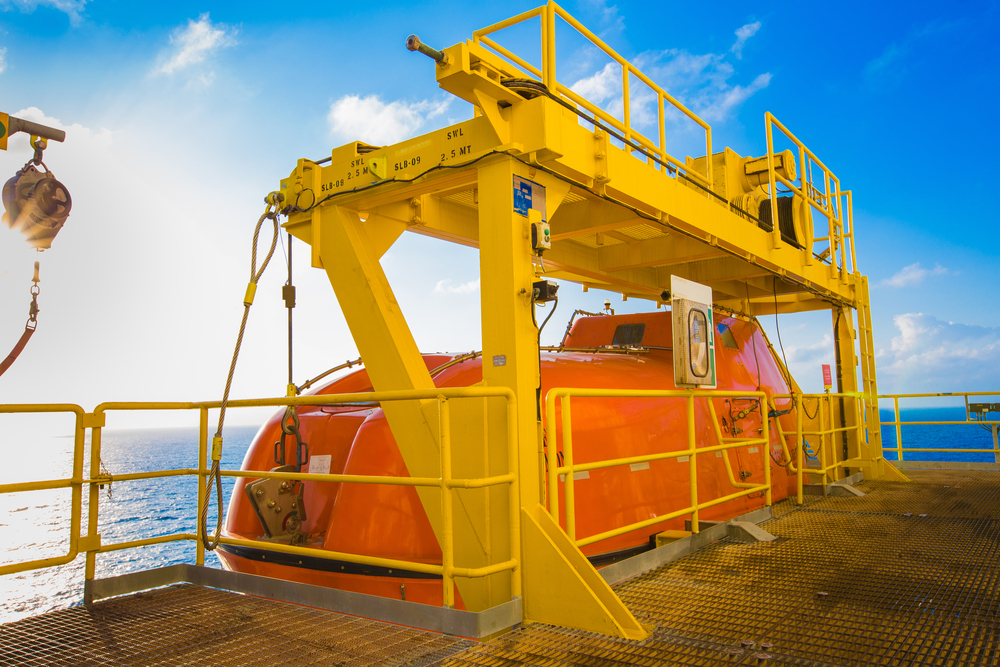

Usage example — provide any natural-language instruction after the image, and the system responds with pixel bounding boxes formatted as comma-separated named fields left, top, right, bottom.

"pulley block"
left=3, top=163, right=72, bottom=250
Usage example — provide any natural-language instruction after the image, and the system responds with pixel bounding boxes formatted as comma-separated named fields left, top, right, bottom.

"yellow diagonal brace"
left=317, top=204, right=505, bottom=610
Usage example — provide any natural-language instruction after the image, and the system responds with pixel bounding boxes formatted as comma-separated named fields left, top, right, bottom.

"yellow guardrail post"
left=818, top=395, right=828, bottom=484
left=562, top=396, right=576, bottom=542
left=687, top=392, right=699, bottom=533
left=84, top=412, right=102, bottom=592
left=796, top=394, right=804, bottom=504
left=505, top=393, right=522, bottom=600
left=547, top=397, right=560, bottom=519
left=765, top=113, right=781, bottom=249
left=197, top=407, right=208, bottom=566
left=542, top=1, right=556, bottom=90
left=763, top=399, right=771, bottom=506
left=437, top=396, right=455, bottom=608
left=894, top=396, right=903, bottom=462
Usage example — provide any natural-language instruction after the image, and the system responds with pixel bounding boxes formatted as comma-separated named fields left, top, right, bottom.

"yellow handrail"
left=0, top=387, right=522, bottom=611
left=544, top=388, right=769, bottom=547
left=472, top=1, right=713, bottom=183
left=765, top=113, right=854, bottom=278
left=0, top=404, right=86, bottom=577
left=877, top=392, right=1000, bottom=462
left=771, top=392, right=866, bottom=503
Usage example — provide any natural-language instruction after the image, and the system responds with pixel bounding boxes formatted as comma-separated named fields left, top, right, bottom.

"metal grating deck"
left=0, top=584, right=473, bottom=666
left=5, top=470, right=1000, bottom=665
left=442, top=470, right=1000, bottom=666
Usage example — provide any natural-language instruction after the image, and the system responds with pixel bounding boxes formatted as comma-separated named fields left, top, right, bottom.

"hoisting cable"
left=283, top=232, right=296, bottom=395
left=275, top=230, right=308, bottom=470
left=532, top=292, right=559, bottom=421
left=771, top=280, right=793, bottom=389
left=0, top=261, right=41, bottom=378
left=200, top=193, right=283, bottom=551
left=743, top=281, right=762, bottom=391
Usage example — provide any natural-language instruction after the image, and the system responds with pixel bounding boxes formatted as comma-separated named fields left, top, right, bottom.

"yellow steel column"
left=316, top=203, right=500, bottom=611
left=832, top=306, right=862, bottom=479
left=856, top=277, right=908, bottom=481
left=477, top=156, right=648, bottom=640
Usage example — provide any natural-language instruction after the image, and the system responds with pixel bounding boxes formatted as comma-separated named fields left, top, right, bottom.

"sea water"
left=880, top=407, right=1000, bottom=463
left=1, top=408, right=997, bottom=624
left=0, top=425, right=256, bottom=624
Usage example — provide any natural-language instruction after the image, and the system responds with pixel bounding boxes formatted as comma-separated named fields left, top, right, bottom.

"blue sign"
left=513, top=177, right=533, bottom=217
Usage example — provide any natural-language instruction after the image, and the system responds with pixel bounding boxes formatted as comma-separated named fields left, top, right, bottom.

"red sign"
left=822, top=364, right=833, bottom=389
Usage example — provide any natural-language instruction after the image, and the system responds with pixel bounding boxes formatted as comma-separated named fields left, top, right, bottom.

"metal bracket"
left=81, top=413, right=106, bottom=429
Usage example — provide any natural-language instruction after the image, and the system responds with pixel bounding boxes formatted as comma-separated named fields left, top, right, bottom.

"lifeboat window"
left=689, top=310, right=709, bottom=376
left=612, top=323, right=645, bottom=347
left=717, top=323, right=739, bottom=350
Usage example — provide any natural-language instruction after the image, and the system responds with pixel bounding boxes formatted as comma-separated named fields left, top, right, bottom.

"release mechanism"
left=533, top=279, right=559, bottom=303
left=529, top=209, right=551, bottom=252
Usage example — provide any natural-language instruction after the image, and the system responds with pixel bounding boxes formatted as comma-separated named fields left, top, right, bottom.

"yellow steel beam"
left=281, top=99, right=858, bottom=312
left=315, top=203, right=508, bottom=611
left=477, top=155, right=646, bottom=638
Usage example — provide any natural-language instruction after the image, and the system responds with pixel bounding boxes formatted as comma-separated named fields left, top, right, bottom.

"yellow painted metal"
left=266, top=2, right=902, bottom=637
left=197, top=407, right=208, bottom=567
left=0, top=111, right=8, bottom=150
left=520, top=503, right=648, bottom=640
left=0, top=389, right=521, bottom=611
left=545, top=388, right=770, bottom=547
left=0, top=2, right=912, bottom=641
left=879, top=391, right=1000, bottom=460
left=0, top=404, right=84, bottom=577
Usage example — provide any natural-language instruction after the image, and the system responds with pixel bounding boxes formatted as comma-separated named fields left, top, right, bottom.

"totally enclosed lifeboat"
left=218, top=310, right=808, bottom=607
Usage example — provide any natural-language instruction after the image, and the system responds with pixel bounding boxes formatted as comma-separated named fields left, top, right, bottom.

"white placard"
left=308, top=455, right=332, bottom=475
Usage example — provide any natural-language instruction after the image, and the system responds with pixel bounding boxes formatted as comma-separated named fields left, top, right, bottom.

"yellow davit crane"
left=267, top=1, right=905, bottom=639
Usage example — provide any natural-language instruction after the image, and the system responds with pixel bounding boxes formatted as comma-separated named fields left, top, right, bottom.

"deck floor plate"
left=5, top=470, right=1000, bottom=665
left=441, top=470, right=1000, bottom=666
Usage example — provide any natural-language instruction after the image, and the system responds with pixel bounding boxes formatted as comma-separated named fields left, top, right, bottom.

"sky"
left=0, top=0, right=998, bottom=431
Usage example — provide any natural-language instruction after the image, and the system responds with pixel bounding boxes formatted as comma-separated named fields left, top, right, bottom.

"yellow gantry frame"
left=272, top=0, right=902, bottom=638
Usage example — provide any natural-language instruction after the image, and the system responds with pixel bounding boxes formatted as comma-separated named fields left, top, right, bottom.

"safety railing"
left=771, top=392, right=865, bottom=504
left=544, top=388, right=770, bottom=547
left=472, top=1, right=713, bottom=185
left=765, top=112, right=856, bottom=278
left=0, top=404, right=88, bottom=574
left=879, top=392, right=1000, bottom=463
left=0, top=388, right=521, bottom=611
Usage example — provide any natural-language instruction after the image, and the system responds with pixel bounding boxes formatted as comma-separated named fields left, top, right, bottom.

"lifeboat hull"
left=219, top=312, right=806, bottom=606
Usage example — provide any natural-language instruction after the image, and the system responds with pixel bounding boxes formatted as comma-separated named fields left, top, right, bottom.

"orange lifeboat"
left=218, top=310, right=804, bottom=607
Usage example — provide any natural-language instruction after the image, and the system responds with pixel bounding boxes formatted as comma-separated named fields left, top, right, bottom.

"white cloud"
left=569, top=42, right=771, bottom=133
left=881, top=262, right=949, bottom=288
left=878, top=313, right=1000, bottom=391
left=434, top=278, right=479, bottom=294
left=571, top=62, right=620, bottom=103
left=327, top=94, right=451, bottom=146
left=1, top=0, right=86, bottom=25
left=865, top=43, right=905, bottom=78
left=784, top=333, right=834, bottom=366
left=700, top=72, right=771, bottom=122
left=155, top=14, right=238, bottom=76
left=0, top=47, right=6, bottom=74
left=7, top=106, right=112, bottom=150
left=580, top=0, right=625, bottom=35
left=731, top=21, right=761, bottom=59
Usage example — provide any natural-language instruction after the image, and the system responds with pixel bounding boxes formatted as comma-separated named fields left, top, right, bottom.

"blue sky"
left=0, top=0, right=998, bottom=427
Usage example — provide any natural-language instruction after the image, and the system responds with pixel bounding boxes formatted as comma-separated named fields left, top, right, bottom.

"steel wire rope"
left=771, top=280, right=793, bottom=390
left=744, top=282, right=762, bottom=391
left=200, top=204, right=281, bottom=551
